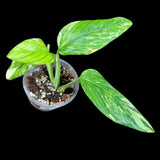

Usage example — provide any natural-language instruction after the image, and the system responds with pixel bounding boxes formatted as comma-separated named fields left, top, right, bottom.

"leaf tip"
left=123, top=17, right=133, bottom=27
left=6, top=52, right=12, bottom=60
left=116, top=16, right=133, bottom=28
left=139, top=122, right=155, bottom=133
left=146, top=126, right=155, bottom=133
left=127, top=19, right=133, bottom=28
left=6, top=69, right=13, bottom=80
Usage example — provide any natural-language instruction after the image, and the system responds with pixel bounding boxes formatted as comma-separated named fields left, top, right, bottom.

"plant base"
left=23, top=59, right=79, bottom=111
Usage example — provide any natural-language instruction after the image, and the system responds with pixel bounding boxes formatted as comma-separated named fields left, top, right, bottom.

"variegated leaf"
left=6, top=61, right=34, bottom=80
left=57, top=17, right=132, bottom=55
left=80, top=69, right=154, bottom=133
left=7, top=38, right=54, bottom=65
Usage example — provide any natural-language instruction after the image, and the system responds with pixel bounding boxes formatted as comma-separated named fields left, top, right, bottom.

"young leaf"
left=46, top=44, right=55, bottom=86
left=6, top=61, right=34, bottom=80
left=80, top=69, right=154, bottom=133
left=57, top=17, right=132, bottom=56
left=7, top=38, right=55, bottom=65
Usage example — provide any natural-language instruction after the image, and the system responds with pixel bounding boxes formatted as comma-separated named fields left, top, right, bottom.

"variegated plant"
left=6, top=17, right=154, bottom=133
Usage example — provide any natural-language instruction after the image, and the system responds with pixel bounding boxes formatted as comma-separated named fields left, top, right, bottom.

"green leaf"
left=6, top=61, right=34, bottom=80
left=57, top=17, right=132, bottom=55
left=80, top=69, right=154, bottom=133
left=7, top=38, right=54, bottom=65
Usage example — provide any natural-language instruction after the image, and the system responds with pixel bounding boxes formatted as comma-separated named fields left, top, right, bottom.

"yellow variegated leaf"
left=6, top=61, right=34, bottom=80
left=7, top=38, right=54, bottom=65
left=80, top=69, right=154, bottom=133
left=57, top=17, right=132, bottom=55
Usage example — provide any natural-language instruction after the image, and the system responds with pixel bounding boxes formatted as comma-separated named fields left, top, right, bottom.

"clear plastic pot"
left=23, top=59, right=79, bottom=111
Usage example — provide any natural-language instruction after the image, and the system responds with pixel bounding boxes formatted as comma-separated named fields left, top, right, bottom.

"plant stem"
left=58, top=78, right=80, bottom=92
left=46, top=44, right=55, bottom=86
left=46, top=63, right=55, bottom=85
left=54, top=51, right=61, bottom=89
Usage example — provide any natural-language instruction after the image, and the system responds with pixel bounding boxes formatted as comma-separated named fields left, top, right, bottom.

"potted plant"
left=6, top=17, right=154, bottom=133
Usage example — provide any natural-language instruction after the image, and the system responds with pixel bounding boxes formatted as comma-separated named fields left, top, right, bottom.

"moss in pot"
left=6, top=17, right=154, bottom=133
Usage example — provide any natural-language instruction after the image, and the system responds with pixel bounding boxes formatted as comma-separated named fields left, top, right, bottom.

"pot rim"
left=23, top=59, right=79, bottom=111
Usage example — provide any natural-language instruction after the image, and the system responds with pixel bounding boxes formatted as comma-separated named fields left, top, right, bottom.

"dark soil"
left=26, top=65, right=75, bottom=105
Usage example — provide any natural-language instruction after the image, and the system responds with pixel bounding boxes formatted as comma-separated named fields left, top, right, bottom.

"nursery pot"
left=23, top=59, right=79, bottom=111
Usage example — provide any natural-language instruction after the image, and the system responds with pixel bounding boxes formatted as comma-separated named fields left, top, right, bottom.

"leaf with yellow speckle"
left=80, top=69, right=155, bottom=133
left=57, top=17, right=132, bottom=55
